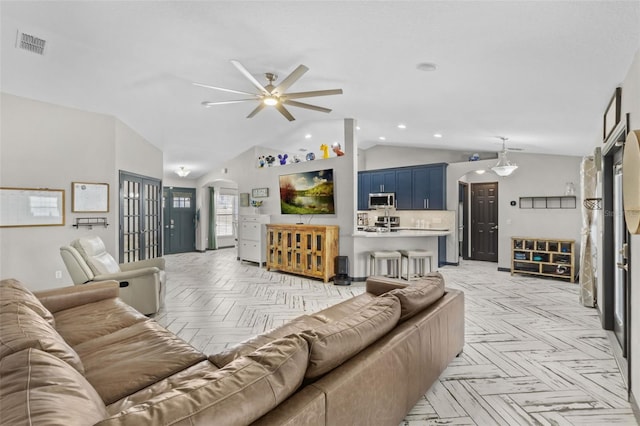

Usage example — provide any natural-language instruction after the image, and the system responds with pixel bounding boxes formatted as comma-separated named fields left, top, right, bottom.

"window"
left=216, top=193, right=236, bottom=237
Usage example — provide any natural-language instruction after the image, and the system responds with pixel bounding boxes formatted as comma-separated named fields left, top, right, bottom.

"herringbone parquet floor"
left=155, top=248, right=638, bottom=425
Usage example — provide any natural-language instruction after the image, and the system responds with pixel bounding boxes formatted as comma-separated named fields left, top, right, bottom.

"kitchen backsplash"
left=357, top=209, right=455, bottom=230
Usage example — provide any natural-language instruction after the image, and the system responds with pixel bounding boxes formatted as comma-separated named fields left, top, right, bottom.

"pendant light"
left=492, top=137, right=518, bottom=176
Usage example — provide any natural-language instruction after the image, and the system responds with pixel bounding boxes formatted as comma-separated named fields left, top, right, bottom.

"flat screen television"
left=279, top=168, right=335, bottom=215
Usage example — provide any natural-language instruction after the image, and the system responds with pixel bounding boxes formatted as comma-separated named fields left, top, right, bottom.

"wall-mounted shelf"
left=73, top=217, right=109, bottom=229
left=519, top=196, right=576, bottom=209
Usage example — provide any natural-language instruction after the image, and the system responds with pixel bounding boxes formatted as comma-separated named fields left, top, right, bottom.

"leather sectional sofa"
left=0, top=273, right=464, bottom=426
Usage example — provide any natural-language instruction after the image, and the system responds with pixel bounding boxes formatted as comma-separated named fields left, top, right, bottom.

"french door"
left=119, top=171, right=162, bottom=263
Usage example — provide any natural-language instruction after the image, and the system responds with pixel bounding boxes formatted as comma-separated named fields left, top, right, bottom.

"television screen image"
left=279, top=168, right=335, bottom=214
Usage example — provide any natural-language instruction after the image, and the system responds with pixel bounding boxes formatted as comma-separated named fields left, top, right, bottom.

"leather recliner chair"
left=60, top=236, right=166, bottom=315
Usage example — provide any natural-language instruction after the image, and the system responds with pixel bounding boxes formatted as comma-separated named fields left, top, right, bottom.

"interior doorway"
left=470, top=182, right=499, bottom=262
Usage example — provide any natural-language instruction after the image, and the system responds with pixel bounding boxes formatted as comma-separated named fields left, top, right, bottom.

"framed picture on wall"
left=72, top=182, right=109, bottom=212
left=603, top=87, right=621, bottom=142
left=0, top=187, right=65, bottom=227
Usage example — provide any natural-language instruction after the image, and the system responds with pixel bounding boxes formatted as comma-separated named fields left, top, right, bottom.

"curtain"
left=208, top=187, right=217, bottom=250
left=579, top=156, right=597, bottom=307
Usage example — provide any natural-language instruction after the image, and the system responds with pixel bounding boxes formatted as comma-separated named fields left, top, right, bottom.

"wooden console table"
left=266, top=224, right=339, bottom=283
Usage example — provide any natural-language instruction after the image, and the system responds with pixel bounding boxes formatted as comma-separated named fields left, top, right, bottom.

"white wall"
left=195, top=119, right=358, bottom=274
left=616, top=47, right=640, bottom=411
left=0, top=93, right=163, bottom=291
left=361, top=145, right=496, bottom=170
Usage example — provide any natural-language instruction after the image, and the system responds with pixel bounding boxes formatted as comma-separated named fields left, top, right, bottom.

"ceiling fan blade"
left=283, top=100, right=331, bottom=113
left=247, top=103, right=266, bottom=118
left=282, top=89, right=343, bottom=100
left=192, top=82, right=258, bottom=97
left=274, top=103, right=295, bottom=121
left=202, top=99, right=255, bottom=106
left=231, top=60, right=269, bottom=95
left=273, top=64, right=309, bottom=95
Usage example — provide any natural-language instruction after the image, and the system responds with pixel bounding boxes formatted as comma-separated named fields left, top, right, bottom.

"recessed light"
left=416, top=62, right=437, bottom=72
left=305, top=134, right=312, bottom=139
left=475, top=170, right=486, bottom=175
left=379, top=136, right=386, bottom=141
left=397, top=124, right=406, bottom=129
left=433, top=133, right=443, bottom=138
left=356, top=126, right=361, bottom=130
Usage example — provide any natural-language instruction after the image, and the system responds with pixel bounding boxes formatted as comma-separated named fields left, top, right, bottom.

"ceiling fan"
left=193, top=60, right=343, bottom=121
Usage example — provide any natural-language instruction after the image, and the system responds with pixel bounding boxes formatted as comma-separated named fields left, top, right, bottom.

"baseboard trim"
left=443, top=261, right=459, bottom=266
left=497, top=267, right=511, bottom=272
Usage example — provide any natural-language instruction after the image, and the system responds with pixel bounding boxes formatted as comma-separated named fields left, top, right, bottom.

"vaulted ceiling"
left=2, top=1, right=639, bottom=179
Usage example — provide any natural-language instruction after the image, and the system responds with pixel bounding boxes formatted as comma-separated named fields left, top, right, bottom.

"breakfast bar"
left=352, top=228, right=451, bottom=279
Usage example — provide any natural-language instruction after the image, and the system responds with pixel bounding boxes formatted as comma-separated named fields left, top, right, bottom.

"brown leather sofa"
left=0, top=273, right=464, bottom=426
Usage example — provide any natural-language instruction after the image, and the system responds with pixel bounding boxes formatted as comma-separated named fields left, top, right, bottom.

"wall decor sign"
left=252, top=188, right=269, bottom=198
left=603, top=87, right=622, bottom=142
left=0, top=187, right=65, bottom=227
left=72, top=182, right=109, bottom=212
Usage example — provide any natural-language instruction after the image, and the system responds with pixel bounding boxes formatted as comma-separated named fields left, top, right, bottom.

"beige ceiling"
left=2, top=1, right=639, bottom=179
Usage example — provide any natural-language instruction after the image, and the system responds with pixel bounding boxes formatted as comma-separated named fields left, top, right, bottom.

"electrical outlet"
left=55, top=270, right=62, bottom=279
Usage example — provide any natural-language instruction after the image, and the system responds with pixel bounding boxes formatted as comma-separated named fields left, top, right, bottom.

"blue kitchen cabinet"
left=411, top=164, right=446, bottom=210
left=369, top=170, right=396, bottom=194
left=395, top=169, right=412, bottom=209
left=357, top=172, right=371, bottom=210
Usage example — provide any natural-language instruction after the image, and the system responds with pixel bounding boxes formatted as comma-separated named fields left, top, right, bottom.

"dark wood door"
left=471, top=182, right=498, bottom=262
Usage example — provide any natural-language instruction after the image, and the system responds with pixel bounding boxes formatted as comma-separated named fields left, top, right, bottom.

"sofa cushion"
left=310, top=292, right=378, bottom=323
left=74, top=320, right=206, bottom=404
left=365, top=275, right=409, bottom=296
left=302, top=294, right=401, bottom=379
left=0, top=348, right=108, bottom=425
left=210, top=314, right=325, bottom=367
left=53, top=297, right=148, bottom=346
left=0, top=303, right=84, bottom=374
left=97, top=334, right=309, bottom=426
left=386, top=273, right=445, bottom=321
left=0, top=278, right=55, bottom=326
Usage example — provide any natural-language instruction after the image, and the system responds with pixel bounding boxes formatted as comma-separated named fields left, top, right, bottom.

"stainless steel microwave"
left=368, top=193, right=395, bottom=209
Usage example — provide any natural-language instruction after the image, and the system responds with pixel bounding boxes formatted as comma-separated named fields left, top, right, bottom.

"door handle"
left=617, top=262, right=628, bottom=271
left=491, top=225, right=499, bottom=230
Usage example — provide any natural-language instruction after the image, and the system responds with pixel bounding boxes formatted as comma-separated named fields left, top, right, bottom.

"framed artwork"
left=252, top=188, right=269, bottom=198
left=72, top=182, right=109, bottom=212
left=603, top=87, right=622, bottom=142
left=0, top=187, right=65, bottom=227
left=239, top=192, right=250, bottom=207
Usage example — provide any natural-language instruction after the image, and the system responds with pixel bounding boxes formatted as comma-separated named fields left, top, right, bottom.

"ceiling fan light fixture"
left=176, top=167, right=191, bottom=178
left=263, top=96, right=278, bottom=106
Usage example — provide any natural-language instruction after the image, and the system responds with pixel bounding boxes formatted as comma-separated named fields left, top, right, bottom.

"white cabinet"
left=238, top=215, right=270, bottom=265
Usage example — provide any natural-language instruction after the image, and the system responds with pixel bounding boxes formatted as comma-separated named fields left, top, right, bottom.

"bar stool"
left=399, top=249, right=434, bottom=281
left=369, top=250, right=401, bottom=278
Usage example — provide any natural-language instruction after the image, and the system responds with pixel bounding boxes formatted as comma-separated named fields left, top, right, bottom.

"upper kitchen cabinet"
left=395, top=169, right=413, bottom=209
left=358, top=163, right=447, bottom=210
left=411, top=164, right=446, bottom=210
left=369, top=169, right=396, bottom=193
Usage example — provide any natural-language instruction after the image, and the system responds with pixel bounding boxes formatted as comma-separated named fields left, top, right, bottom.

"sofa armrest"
left=34, top=280, right=119, bottom=313
left=94, top=267, right=160, bottom=281
left=365, top=276, right=408, bottom=296
left=120, top=257, right=165, bottom=272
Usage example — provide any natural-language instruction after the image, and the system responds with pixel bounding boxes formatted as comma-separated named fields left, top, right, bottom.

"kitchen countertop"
left=353, top=228, right=451, bottom=237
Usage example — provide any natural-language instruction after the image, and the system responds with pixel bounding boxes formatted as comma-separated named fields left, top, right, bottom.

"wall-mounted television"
left=279, top=168, right=335, bottom=215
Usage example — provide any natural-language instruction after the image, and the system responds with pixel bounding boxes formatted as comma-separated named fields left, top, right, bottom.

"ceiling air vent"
left=16, top=31, right=46, bottom=55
